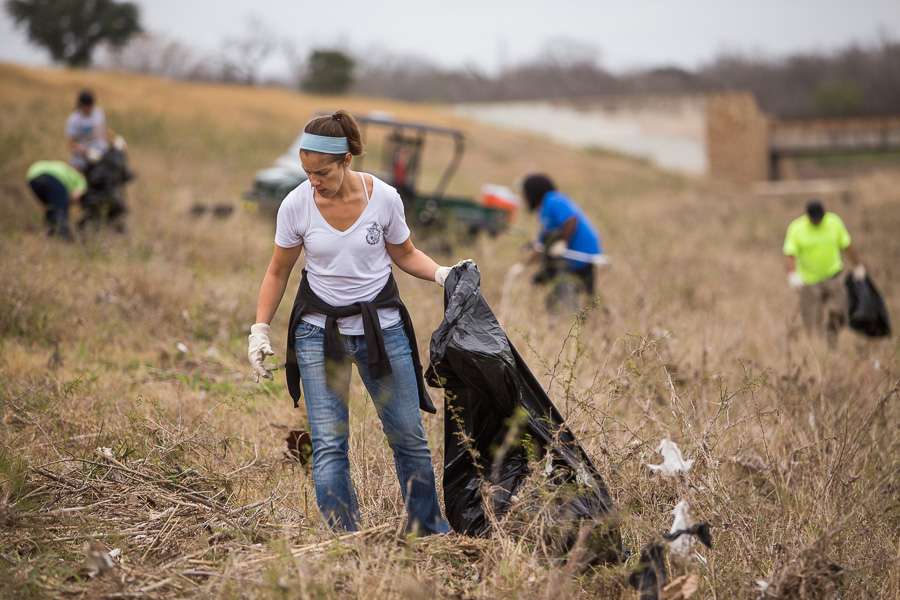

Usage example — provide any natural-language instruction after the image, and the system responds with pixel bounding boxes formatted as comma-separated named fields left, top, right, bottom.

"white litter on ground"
left=647, top=439, right=694, bottom=474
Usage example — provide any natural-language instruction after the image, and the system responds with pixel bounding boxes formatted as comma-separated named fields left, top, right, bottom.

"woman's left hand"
left=435, top=259, right=475, bottom=286
left=434, top=266, right=451, bottom=286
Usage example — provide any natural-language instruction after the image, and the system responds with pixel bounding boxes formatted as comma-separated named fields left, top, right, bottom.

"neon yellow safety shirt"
left=782, top=212, right=851, bottom=284
left=26, top=161, right=87, bottom=196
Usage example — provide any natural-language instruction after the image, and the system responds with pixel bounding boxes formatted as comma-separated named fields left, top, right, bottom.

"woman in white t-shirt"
left=248, top=110, right=457, bottom=534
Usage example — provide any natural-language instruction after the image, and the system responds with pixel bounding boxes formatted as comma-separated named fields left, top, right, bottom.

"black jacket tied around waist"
left=285, top=269, right=435, bottom=414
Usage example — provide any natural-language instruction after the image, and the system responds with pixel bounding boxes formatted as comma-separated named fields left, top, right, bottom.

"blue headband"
left=299, top=133, right=350, bottom=154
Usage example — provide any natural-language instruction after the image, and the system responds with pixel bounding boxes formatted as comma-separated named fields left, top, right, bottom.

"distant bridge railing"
left=769, top=116, right=900, bottom=179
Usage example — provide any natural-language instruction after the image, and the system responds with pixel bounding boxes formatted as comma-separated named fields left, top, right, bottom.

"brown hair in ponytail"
left=303, top=109, right=365, bottom=159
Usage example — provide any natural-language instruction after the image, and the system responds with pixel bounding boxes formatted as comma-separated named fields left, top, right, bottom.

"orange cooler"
left=480, top=184, right=520, bottom=221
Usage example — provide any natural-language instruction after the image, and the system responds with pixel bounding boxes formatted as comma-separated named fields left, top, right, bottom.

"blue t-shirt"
left=538, top=191, right=602, bottom=269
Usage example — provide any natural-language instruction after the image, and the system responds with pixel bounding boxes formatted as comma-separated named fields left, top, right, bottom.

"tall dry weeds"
left=1, top=63, right=899, bottom=599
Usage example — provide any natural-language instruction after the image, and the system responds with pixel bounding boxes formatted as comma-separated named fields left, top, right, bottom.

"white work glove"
left=547, top=239, right=568, bottom=258
left=86, top=147, right=103, bottom=164
left=434, top=259, right=475, bottom=287
left=434, top=267, right=451, bottom=287
left=113, top=135, right=127, bottom=151
left=852, top=264, right=867, bottom=281
left=507, top=262, right=525, bottom=280
left=787, top=271, right=804, bottom=291
left=248, top=323, right=278, bottom=382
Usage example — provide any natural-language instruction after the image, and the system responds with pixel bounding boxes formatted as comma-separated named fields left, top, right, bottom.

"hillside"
left=1, top=63, right=899, bottom=599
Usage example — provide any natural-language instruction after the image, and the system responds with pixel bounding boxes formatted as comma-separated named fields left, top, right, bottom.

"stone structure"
left=704, top=92, right=770, bottom=184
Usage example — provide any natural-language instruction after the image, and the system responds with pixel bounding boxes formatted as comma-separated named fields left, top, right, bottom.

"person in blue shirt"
left=522, top=174, right=602, bottom=303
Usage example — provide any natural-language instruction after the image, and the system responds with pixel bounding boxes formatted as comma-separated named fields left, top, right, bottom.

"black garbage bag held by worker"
left=79, top=143, right=134, bottom=232
left=844, top=272, right=891, bottom=337
left=427, top=261, right=621, bottom=569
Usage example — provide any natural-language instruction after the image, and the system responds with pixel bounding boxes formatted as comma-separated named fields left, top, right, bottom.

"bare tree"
left=91, top=26, right=900, bottom=118
left=283, top=39, right=309, bottom=90
left=701, top=38, right=900, bottom=118
left=96, top=32, right=216, bottom=81
left=219, top=17, right=277, bottom=85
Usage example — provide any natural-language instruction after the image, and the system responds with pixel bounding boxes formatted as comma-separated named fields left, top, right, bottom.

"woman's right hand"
left=248, top=323, right=278, bottom=382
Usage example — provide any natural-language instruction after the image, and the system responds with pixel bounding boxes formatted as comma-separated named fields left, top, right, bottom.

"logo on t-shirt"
left=365, top=223, right=383, bottom=245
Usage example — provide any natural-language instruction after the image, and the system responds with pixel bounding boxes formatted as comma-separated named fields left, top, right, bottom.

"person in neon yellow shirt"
left=26, top=160, right=87, bottom=242
left=783, top=199, right=864, bottom=343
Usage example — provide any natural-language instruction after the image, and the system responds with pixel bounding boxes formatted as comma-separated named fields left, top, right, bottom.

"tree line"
left=353, top=39, right=900, bottom=120
left=6, top=0, right=900, bottom=119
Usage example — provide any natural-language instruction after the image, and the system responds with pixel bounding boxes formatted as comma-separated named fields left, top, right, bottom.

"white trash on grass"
left=647, top=439, right=694, bottom=474
left=668, top=500, right=694, bottom=563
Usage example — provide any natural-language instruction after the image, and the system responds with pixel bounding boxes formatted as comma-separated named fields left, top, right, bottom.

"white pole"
left=533, top=244, right=611, bottom=266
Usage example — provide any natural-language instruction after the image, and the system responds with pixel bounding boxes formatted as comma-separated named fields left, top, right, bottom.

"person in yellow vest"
left=26, top=160, right=87, bottom=242
left=783, top=199, right=865, bottom=344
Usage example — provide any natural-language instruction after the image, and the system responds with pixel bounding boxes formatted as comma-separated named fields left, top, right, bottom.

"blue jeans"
left=294, top=319, right=449, bottom=534
left=29, top=174, right=72, bottom=239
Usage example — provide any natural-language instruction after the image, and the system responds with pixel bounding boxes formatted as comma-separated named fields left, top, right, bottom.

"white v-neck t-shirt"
left=274, top=173, right=411, bottom=335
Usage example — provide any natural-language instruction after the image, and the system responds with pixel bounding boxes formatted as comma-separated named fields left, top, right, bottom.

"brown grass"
left=1, top=62, right=899, bottom=599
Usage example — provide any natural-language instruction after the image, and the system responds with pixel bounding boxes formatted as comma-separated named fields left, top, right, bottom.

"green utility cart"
left=244, top=113, right=510, bottom=237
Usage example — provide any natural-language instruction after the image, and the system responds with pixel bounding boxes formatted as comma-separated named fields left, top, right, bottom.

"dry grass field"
left=1, top=63, right=899, bottom=599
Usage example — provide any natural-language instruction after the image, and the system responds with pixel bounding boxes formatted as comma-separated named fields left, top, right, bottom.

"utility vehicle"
left=244, top=113, right=510, bottom=236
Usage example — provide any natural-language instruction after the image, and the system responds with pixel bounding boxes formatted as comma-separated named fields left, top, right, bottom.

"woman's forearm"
left=255, top=272, right=290, bottom=324
left=387, top=238, right=441, bottom=282
left=394, top=248, right=441, bottom=281
left=255, top=244, right=303, bottom=324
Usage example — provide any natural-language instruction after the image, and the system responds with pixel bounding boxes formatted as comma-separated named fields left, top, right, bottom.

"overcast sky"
left=2, top=0, right=899, bottom=77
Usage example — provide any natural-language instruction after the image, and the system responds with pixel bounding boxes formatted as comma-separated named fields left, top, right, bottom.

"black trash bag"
left=79, top=146, right=134, bottom=231
left=844, top=273, right=891, bottom=337
left=426, top=262, right=621, bottom=567
left=627, top=524, right=712, bottom=600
